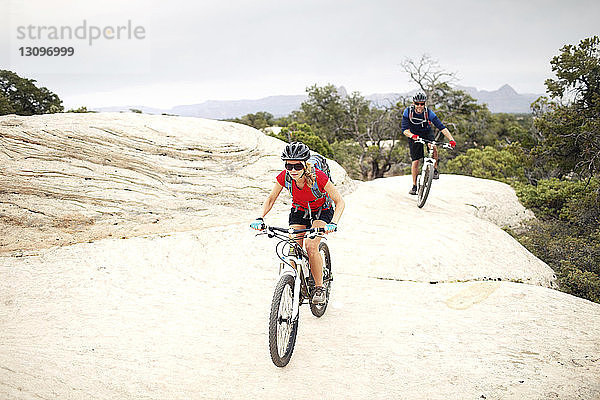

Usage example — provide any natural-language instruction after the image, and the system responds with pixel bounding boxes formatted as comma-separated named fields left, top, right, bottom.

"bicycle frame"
left=415, top=137, right=437, bottom=159
left=421, top=147, right=436, bottom=186
left=259, top=224, right=334, bottom=367
left=278, top=250, right=305, bottom=322
left=260, top=226, right=327, bottom=321
left=413, top=138, right=453, bottom=208
left=414, top=138, right=436, bottom=185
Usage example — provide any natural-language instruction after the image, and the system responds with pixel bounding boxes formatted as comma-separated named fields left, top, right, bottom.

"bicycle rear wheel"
left=310, top=242, right=332, bottom=317
left=417, top=163, right=434, bottom=208
left=269, top=274, right=298, bottom=367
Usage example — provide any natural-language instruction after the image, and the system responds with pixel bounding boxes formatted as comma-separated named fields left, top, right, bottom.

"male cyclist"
left=402, top=92, right=456, bottom=195
left=250, top=142, right=345, bottom=304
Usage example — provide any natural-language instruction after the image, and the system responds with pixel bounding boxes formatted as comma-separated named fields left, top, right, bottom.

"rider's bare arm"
left=439, top=127, right=454, bottom=142
left=261, top=182, right=284, bottom=218
left=403, top=129, right=413, bottom=138
left=323, top=181, right=345, bottom=225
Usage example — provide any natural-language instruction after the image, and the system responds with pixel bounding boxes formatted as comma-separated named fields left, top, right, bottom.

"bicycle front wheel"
left=268, top=274, right=298, bottom=367
left=310, top=242, right=333, bottom=318
left=417, top=163, right=434, bottom=208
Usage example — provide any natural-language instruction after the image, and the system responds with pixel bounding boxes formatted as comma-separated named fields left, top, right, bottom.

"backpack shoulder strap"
left=310, top=171, right=333, bottom=210
left=425, top=106, right=431, bottom=125
left=310, top=180, right=325, bottom=199
left=308, top=165, right=325, bottom=199
left=284, top=171, right=293, bottom=197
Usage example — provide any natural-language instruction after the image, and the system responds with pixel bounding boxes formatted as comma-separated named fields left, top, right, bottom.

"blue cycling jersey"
left=401, top=107, right=446, bottom=137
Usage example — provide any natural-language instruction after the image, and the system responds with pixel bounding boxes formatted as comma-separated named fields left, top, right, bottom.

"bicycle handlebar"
left=267, top=226, right=326, bottom=234
left=414, top=138, right=454, bottom=149
left=254, top=224, right=334, bottom=241
left=254, top=225, right=333, bottom=267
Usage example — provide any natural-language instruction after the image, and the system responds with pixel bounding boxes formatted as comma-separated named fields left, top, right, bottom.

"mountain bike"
left=414, top=138, right=453, bottom=208
left=255, top=225, right=333, bottom=367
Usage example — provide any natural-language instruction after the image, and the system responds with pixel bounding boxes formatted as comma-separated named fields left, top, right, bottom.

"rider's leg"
left=411, top=159, right=420, bottom=186
left=433, top=145, right=439, bottom=169
left=288, top=208, right=309, bottom=256
left=306, top=220, right=326, bottom=287
left=289, top=224, right=306, bottom=257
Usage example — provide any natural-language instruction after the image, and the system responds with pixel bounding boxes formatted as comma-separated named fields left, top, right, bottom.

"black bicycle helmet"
left=413, top=92, right=427, bottom=103
left=281, top=141, right=310, bottom=161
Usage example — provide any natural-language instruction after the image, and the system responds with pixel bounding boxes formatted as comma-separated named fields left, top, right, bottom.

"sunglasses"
left=285, top=163, right=305, bottom=171
left=415, top=102, right=425, bottom=106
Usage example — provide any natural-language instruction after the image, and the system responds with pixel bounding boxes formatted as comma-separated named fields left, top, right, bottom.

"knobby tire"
left=269, top=274, right=298, bottom=367
left=417, top=163, right=434, bottom=208
left=310, top=242, right=332, bottom=317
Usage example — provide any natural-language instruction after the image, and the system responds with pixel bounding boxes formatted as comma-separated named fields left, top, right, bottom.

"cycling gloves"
left=324, top=223, right=337, bottom=233
left=250, top=218, right=338, bottom=234
left=250, top=217, right=265, bottom=230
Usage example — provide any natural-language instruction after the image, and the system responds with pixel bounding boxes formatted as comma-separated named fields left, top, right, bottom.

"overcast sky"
left=1, top=0, right=598, bottom=109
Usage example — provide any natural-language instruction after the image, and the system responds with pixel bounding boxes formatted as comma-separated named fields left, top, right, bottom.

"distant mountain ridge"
left=365, top=84, right=541, bottom=114
left=93, top=84, right=542, bottom=118
left=459, top=84, right=541, bottom=114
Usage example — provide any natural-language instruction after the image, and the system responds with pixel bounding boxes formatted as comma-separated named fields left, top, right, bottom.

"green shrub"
left=514, top=178, right=599, bottom=222
left=226, top=111, right=275, bottom=130
left=67, top=106, right=93, bottom=113
left=558, top=265, right=600, bottom=303
left=513, top=218, right=600, bottom=303
left=0, top=69, right=63, bottom=115
left=330, top=140, right=363, bottom=180
left=445, top=144, right=528, bottom=183
left=269, top=122, right=333, bottom=157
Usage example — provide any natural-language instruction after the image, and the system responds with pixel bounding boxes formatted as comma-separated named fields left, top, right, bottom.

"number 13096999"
left=19, top=47, right=75, bottom=56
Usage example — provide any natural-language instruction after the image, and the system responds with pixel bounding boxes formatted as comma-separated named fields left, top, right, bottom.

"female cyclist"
left=250, top=142, right=345, bottom=304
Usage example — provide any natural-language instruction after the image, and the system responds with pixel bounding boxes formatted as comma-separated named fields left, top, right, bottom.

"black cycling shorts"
left=288, top=206, right=334, bottom=227
left=408, top=132, right=435, bottom=161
